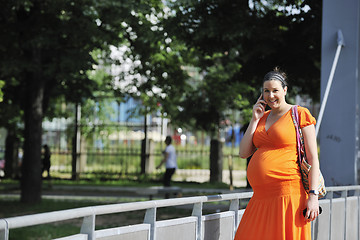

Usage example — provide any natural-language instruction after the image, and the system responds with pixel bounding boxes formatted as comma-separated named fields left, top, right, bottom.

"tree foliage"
left=0, top=0, right=165, bottom=203
left=162, top=0, right=321, bottom=132
left=0, top=0, right=323, bottom=199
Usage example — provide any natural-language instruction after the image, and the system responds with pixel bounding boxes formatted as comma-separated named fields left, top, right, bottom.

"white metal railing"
left=0, top=191, right=253, bottom=240
left=0, top=185, right=359, bottom=240
left=317, top=185, right=360, bottom=240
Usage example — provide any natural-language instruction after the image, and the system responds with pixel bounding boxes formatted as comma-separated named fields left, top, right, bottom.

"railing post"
left=80, top=215, right=95, bottom=240
left=0, top=219, right=8, bottom=240
left=326, top=190, right=333, bottom=240
left=144, top=207, right=156, bottom=240
left=229, top=198, right=239, bottom=237
left=341, top=190, right=347, bottom=240
left=192, top=202, right=203, bottom=240
left=356, top=189, right=360, bottom=240
left=311, top=215, right=318, bottom=240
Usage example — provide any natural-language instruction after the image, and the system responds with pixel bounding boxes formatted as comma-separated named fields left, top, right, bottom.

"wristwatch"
left=309, top=190, right=319, bottom=195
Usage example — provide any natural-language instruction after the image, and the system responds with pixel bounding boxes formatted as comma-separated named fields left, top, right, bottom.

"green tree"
left=107, top=7, right=192, bottom=174
left=159, top=0, right=321, bottom=181
left=164, top=0, right=321, bottom=117
left=0, top=0, right=163, bottom=203
left=0, top=79, right=23, bottom=179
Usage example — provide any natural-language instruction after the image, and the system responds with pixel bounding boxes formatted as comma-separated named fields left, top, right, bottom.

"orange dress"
left=234, top=106, right=316, bottom=240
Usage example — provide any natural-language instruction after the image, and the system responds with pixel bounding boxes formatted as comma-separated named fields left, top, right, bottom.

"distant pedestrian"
left=240, top=123, right=252, bottom=189
left=42, top=144, right=51, bottom=179
left=16, top=148, right=23, bottom=179
left=157, top=136, right=177, bottom=187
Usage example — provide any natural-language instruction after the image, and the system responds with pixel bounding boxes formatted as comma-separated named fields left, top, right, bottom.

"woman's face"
left=262, top=80, right=287, bottom=109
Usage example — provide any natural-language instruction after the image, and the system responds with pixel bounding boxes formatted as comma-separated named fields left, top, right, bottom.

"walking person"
left=42, top=144, right=51, bottom=179
left=234, top=67, right=320, bottom=239
left=157, top=136, right=177, bottom=188
left=240, top=122, right=252, bottom=189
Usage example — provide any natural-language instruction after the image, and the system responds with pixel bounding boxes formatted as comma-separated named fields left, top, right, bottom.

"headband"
left=264, top=72, right=287, bottom=87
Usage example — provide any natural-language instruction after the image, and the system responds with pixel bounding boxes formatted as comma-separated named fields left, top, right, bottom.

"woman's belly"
left=247, top=147, right=300, bottom=187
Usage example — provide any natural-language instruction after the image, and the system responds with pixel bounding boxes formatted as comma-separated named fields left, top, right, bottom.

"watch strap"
left=309, top=190, right=319, bottom=195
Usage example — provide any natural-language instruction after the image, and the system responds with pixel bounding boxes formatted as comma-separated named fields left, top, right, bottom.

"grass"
left=1, top=173, right=232, bottom=189
left=0, top=198, right=103, bottom=240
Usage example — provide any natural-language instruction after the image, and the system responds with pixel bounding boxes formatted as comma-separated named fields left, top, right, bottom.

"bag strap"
left=291, top=105, right=303, bottom=164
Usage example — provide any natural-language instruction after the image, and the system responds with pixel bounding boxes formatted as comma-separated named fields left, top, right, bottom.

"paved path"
left=0, top=169, right=249, bottom=203
left=174, top=169, right=247, bottom=187
left=1, top=182, right=251, bottom=202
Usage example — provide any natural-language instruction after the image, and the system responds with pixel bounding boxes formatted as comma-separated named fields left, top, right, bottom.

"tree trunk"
left=21, top=82, right=44, bottom=203
left=71, top=103, right=81, bottom=180
left=141, top=113, right=148, bottom=174
left=4, top=127, right=18, bottom=178
left=20, top=48, right=44, bottom=203
left=210, top=139, right=223, bottom=183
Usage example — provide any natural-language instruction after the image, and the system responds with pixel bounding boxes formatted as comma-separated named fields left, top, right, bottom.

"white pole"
left=315, top=30, right=345, bottom=137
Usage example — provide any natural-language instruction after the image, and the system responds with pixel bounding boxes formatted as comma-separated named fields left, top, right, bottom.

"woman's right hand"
left=239, top=94, right=265, bottom=158
left=252, top=94, right=267, bottom=120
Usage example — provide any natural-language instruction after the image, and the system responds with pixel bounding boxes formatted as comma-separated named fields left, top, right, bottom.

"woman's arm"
left=239, top=120, right=259, bottom=158
left=239, top=95, right=266, bottom=159
left=302, top=124, right=320, bottom=221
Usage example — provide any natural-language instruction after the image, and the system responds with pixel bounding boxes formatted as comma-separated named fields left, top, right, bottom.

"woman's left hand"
left=305, top=194, right=319, bottom=222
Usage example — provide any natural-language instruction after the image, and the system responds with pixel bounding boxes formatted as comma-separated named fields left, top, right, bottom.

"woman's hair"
left=263, top=67, right=288, bottom=89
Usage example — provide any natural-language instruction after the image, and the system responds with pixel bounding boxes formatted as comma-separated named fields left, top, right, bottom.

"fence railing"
left=315, top=185, right=360, bottom=240
left=49, top=149, right=244, bottom=177
left=1, top=185, right=359, bottom=240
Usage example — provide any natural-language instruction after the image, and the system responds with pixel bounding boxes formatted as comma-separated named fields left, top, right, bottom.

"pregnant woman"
left=234, top=68, right=320, bottom=240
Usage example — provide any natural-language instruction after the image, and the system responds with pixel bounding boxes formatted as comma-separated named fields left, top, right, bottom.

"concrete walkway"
left=174, top=169, right=246, bottom=187
left=1, top=183, right=249, bottom=198
left=0, top=183, right=252, bottom=213
left=0, top=169, right=248, bottom=205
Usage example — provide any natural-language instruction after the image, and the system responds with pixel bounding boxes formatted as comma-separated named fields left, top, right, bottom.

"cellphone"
left=259, top=89, right=266, bottom=106
left=303, top=206, right=322, bottom=218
